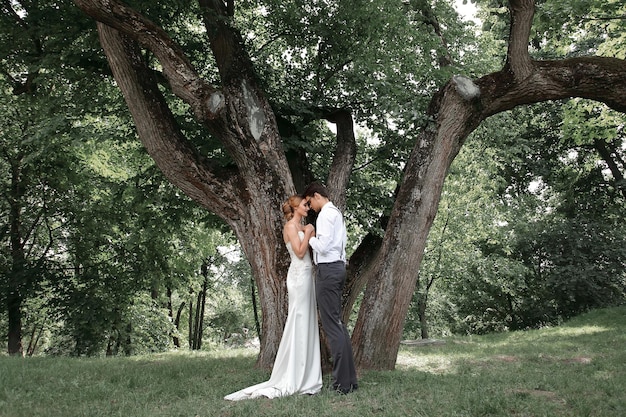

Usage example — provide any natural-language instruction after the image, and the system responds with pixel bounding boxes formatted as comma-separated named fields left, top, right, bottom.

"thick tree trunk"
left=352, top=81, right=479, bottom=369
left=80, top=3, right=295, bottom=366
left=74, top=0, right=356, bottom=367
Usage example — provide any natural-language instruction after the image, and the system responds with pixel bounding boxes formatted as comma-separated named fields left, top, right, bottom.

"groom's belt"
left=317, top=260, right=345, bottom=265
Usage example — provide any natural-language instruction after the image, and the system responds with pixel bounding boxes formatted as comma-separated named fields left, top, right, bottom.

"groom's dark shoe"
left=334, top=384, right=358, bottom=395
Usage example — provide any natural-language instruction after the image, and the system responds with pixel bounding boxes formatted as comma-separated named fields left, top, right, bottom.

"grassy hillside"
left=1, top=306, right=625, bottom=416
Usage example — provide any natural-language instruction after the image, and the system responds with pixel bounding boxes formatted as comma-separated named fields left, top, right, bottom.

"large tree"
left=69, top=0, right=626, bottom=370
left=351, top=0, right=626, bottom=369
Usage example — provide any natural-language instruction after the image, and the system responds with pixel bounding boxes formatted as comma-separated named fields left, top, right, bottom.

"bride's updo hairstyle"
left=282, top=195, right=302, bottom=221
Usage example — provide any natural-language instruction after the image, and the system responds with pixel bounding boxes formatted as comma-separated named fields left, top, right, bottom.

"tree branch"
left=197, top=0, right=257, bottom=85
left=478, top=56, right=626, bottom=116
left=505, top=0, right=535, bottom=80
left=73, top=0, right=224, bottom=121
left=324, top=108, right=357, bottom=211
left=593, top=138, right=626, bottom=199
left=96, top=23, right=241, bottom=219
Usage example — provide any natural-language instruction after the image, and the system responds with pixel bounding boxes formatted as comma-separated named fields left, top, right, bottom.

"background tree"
left=1, top=0, right=250, bottom=356
left=0, top=0, right=113, bottom=355
left=0, top=88, right=61, bottom=356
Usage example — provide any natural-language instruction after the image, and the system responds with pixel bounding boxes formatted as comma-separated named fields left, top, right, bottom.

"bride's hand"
left=305, top=224, right=315, bottom=236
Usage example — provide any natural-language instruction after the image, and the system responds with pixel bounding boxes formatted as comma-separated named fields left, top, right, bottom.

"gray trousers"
left=316, top=261, right=358, bottom=391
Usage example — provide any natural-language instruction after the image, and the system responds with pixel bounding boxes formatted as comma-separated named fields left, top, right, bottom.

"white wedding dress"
left=224, top=231, right=323, bottom=400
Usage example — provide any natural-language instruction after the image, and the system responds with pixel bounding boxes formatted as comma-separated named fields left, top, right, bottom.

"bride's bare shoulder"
left=283, top=221, right=299, bottom=241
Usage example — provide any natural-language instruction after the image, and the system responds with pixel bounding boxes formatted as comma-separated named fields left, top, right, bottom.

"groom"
left=303, top=182, right=358, bottom=394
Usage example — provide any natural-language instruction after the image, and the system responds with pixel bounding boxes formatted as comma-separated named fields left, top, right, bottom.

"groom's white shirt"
left=309, top=201, right=346, bottom=264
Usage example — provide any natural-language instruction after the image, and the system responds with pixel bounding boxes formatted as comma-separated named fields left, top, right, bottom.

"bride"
left=224, top=195, right=323, bottom=400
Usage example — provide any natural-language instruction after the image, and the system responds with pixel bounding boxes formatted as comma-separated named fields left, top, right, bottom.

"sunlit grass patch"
left=396, top=346, right=460, bottom=374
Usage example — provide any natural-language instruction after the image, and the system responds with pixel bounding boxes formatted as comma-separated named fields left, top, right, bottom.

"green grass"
left=2, top=306, right=625, bottom=416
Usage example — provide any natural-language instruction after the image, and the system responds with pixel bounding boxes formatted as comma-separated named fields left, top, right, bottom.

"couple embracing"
left=224, top=182, right=358, bottom=401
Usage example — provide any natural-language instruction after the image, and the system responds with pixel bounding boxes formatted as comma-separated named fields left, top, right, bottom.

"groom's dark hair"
left=302, top=182, right=329, bottom=199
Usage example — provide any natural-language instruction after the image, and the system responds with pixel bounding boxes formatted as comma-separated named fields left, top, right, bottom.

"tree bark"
left=324, top=108, right=358, bottom=210
left=198, top=273, right=208, bottom=350
left=250, top=276, right=261, bottom=341
left=418, top=295, right=429, bottom=340
left=173, top=301, right=185, bottom=348
left=6, top=291, right=23, bottom=356
left=94, top=15, right=291, bottom=366
left=342, top=232, right=382, bottom=324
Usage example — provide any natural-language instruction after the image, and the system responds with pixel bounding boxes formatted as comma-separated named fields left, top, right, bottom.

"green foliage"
left=0, top=86, right=250, bottom=355
left=126, top=294, right=178, bottom=354
left=0, top=8, right=241, bottom=353
left=234, top=0, right=485, bottom=225
left=534, top=0, right=626, bottom=59
left=516, top=217, right=626, bottom=314
left=206, top=281, right=256, bottom=340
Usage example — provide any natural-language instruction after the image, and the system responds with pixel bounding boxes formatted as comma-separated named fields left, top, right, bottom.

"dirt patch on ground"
left=400, top=339, right=446, bottom=346
left=509, top=388, right=567, bottom=406
left=563, top=356, right=592, bottom=364
left=493, top=355, right=518, bottom=362
left=538, top=354, right=593, bottom=364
